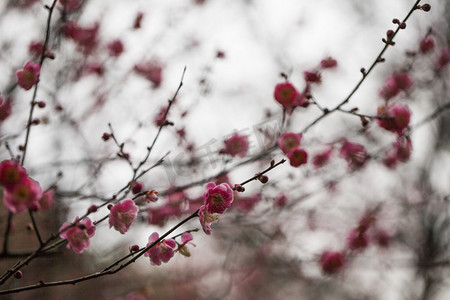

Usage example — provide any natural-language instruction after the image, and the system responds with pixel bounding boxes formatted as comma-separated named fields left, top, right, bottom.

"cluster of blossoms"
left=143, top=231, right=196, bottom=266
left=378, top=71, right=413, bottom=101
left=60, top=195, right=139, bottom=253
left=198, top=182, right=234, bottom=235
left=0, top=160, right=54, bottom=213
left=273, top=56, right=338, bottom=113
left=376, top=104, right=411, bottom=135
left=220, top=133, right=249, bottom=158
left=376, top=70, right=413, bottom=166
left=277, top=132, right=308, bottom=167
left=320, top=212, right=390, bottom=274
left=62, top=21, right=100, bottom=54
left=383, top=136, right=412, bottom=168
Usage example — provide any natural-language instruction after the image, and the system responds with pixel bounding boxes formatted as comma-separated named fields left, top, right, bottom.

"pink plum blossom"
left=198, top=205, right=219, bottom=235
left=144, top=232, right=176, bottom=265
left=222, top=133, right=249, bottom=158
left=3, top=177, right=42, bottom=213
left=287, top=147, right=308, bottom=167
left=203, top=182, right=234, bottom=214
left=0, top=160, right=27, bottom=190
left=16, top=61, right=40, bottom=90
left=109, top=200, right=139, bottom=234
left=277, top=132, right=302, bottom=155
left=59, top=217, right=95, bottom=254
left=339, top=141, right=368, bottom=170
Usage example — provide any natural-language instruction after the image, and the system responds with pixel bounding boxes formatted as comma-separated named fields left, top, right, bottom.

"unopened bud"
left=258, top=175, right=269, bottom=184
left=129, top=244, right=140, bottom=253
left=421, top=4, right=431, bottom=12
left=88, top=205, right=98, bottom=213
left=14, top=270, right=23, bottom=279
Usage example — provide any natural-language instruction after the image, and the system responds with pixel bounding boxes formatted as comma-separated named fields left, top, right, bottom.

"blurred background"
left=0, top=0, right=449, bottom=299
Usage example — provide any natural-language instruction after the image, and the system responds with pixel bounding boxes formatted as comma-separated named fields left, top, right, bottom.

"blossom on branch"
left=0, top=160, right=27, bottom=190
left=3, top=176, right=42, bottom=213
left=144, top=232, right=176, bottom=266
left=16, top=61, right=40, bottom=90
left=198, top=205, right=219, bottom=235
left=109, top=199, right=139, bottom=234
left=203, top=182, right=234, bottom=214
left=274, top=82, right=300, bottom=111
left=287, top=147, right=308, bottom=167
left=278, top=132, right=303, bottom=155
left=59, top=217, right=96, bottom=254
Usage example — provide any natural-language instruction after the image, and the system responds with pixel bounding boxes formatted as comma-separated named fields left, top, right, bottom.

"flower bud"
left=145, top=190, right=158, bottom=203
left=234, top=184, right=245, bottom=192
left=421, top=4, right=431, bottom=12
left=129, top=244, right=140, bottom=253
left=130, top=181, right=144, bottom=194
left=88, top=205, right=98, bottom=213
left=14, top=270, right=23, bottom=279
left=258, top=175, right=269, bottom=184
